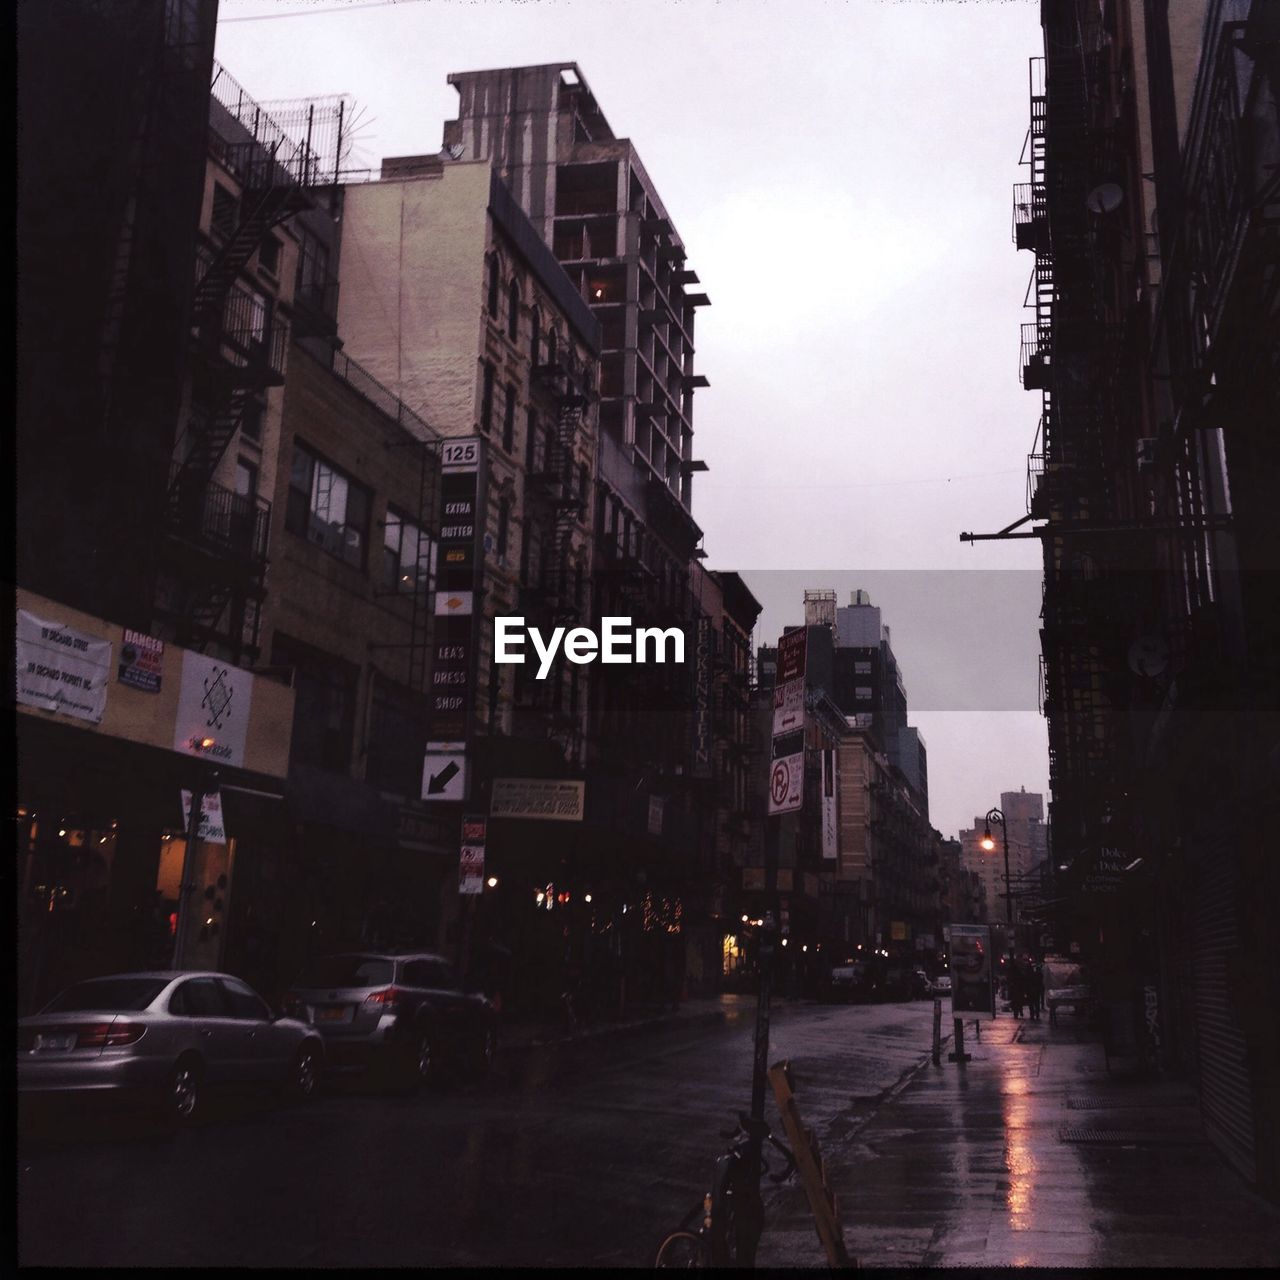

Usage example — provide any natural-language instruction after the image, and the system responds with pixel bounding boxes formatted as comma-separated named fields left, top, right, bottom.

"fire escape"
left=1021, top=7, right=1131, bottom=859
left=160, top=64, right=327, bottom=661
left=517, top=349, right=592, bottom=747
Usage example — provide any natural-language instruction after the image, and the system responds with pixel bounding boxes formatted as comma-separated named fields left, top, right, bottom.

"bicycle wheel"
left=709, top=1153, right=763, bottom=1268
left=654, top=1230, right=706, bottom=1268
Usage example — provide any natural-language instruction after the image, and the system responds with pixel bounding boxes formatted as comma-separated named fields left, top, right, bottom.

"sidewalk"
left=759, top=1011, right=1280, bottom=1269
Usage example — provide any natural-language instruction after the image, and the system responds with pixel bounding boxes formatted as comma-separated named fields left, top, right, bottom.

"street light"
left=980, top=807, right=1013, bottom=926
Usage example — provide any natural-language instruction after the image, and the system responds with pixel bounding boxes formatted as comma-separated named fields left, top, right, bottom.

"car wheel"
left=409, top=1028, right=434, bottom=1090
left=291, top=1043, right=321, bottom=1103
left=476, top=1025, right=497, bottom=1074
left=164, top=1056, right=202, bottom=1128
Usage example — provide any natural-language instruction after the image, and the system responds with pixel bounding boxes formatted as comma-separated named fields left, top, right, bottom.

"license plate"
left=317, top=1006, right=350, bottom=1023
left=34, top=1032, right=76, bottom=1051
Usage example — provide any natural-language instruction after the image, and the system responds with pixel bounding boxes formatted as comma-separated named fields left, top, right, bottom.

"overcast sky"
left=216, top=0, right=1049, bottom=839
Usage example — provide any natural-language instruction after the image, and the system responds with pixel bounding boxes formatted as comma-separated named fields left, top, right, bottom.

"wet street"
left=18, top=1000, right=936, bottom=1267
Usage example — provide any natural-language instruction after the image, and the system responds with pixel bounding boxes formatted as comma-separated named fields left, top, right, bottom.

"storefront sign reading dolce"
left=494, top=616, right=685, bottom=680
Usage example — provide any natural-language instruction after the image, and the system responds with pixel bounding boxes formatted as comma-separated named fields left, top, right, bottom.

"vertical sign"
left=768, top=630, right=806, bottom=815
left=949, top=923, right=993, bottom=1013
left=459, top=813, right=486, bottom=895
left=821, top=748, right=838, bottom=860
left=429, top=438, right=483, bottom=762
left=692, top=616, right=712, bottom=777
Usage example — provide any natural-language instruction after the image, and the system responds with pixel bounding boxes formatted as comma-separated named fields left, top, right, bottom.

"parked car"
left=285, top=952, right=498, bottom=1087
left=910, top=968, right=931, bottom=999
left=18, top=971, right=323, bottom=1125
left=827, top=960, right=874, bottom=1002
left=927, top=974, right=953, bottom=997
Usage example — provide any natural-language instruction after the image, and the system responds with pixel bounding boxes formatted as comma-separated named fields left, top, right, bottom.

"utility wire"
left=702, top=469, right=1024, bottom=491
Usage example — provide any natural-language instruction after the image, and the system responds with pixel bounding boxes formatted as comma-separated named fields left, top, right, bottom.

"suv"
left=285, top=952, right=497, bottom=1087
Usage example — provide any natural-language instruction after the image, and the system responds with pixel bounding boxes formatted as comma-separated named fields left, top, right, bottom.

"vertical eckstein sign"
left=427, top=439, right=484, bottom=798
left=821, top=748, right=838, bottom=860
left=768, top=629, right=806, bottom=816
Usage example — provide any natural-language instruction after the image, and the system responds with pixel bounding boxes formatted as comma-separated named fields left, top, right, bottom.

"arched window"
left=530, top=307, right=541, bottom=367
left=487, top=255, right=500, bottom=319
left=507, top=278, right=520, bottom=341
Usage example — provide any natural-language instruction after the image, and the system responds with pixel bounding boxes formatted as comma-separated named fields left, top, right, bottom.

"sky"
left=215, top=0, right=1050, bottom=839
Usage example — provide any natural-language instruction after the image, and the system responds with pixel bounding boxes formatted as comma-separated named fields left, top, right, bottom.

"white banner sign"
left=15, top=609, right=112, bottom=723
left=180, top=789, right=228, bottom=844
left=173, top=653, right=253, bottom=766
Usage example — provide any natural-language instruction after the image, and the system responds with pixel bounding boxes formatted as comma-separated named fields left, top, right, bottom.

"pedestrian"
left=1028, top=960, right=1045, bottom=1021
left=1009, top=959, right=1026, bottom=1018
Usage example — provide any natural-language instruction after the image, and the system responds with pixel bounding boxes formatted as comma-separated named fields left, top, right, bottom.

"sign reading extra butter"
left=429, top=438, right=483, bottom=752
left=490, top=777, right=585, bottom=822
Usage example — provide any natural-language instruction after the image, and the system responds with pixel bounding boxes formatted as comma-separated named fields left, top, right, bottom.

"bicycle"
left=655, top=1109, right=797, bottom=1268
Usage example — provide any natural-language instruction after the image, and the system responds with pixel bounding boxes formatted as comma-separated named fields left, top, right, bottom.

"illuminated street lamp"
left=980, top=807, right=1013, bottom=926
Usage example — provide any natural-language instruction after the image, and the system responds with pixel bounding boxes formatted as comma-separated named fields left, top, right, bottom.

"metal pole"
left=932, top=997, right=942, bottom=1065
left=172, top=767, right=215, bottom=969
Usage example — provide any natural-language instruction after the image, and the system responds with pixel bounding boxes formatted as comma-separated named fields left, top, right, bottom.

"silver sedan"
left=18, top=971, right=324, bottom=1125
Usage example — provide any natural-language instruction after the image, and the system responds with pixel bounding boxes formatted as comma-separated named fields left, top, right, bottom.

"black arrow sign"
left=427, top=761, right=460, bottom=795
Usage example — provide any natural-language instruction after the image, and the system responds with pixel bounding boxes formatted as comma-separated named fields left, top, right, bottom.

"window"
left=258, top=234, right=280, bottom=276
left=497, top=498, right=510, bottom=560
left=855, top=686, right=873, bottom=702
left=295, top=230, right=332, bottom=309
left=211, top=183, right=238, bottom=240
left=525, top=408, right=538, bottom=471
left=234, top=459, right=257, bottom=498
left=507, top=279, right=520, bottom=341
left=481, top=362, right=495, bottom=434
left=286, top=441, right=370, bottom=569
left=578, top=462, right=589, bottom=503
left=530, top=307, right=541, bottom=366
left=487, top=255, right=500, bottom=319
left=854, top=661, right=872, bottom=675
left=170, top=977, right=227, bottom=1017
left=272, top=634, right=357, bottom=772
left=503, top=384, right=516, bottom=453
left=383, top=509, right=433, bottom=593
left=219, top=977, right=269, bottom=1021
left=240, top=399, right=263, bottom=444
left=366, top=678, right=429, bottom=796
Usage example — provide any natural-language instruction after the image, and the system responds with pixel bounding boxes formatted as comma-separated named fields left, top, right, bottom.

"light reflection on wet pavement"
left=757, top=1015, right=1280, bottom=1268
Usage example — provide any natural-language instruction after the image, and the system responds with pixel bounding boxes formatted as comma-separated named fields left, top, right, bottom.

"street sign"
left=422, top=752, right=467, bottom=803
left=777, top=629, right=807, bottom=684
left=768, top=752, right=803, bottom=815
left=772, top=680, right=803, bottom=736
left=458, top=812, right=486, bottom=895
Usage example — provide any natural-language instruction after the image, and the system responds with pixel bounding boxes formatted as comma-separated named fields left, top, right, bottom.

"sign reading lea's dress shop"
left=173, top=652, right=253, bottom=766
left=15, top=609, right=112, bottom=723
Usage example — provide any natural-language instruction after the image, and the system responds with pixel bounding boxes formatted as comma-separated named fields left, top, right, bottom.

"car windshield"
left=1045, top=961, right=1087, bottom=989
left=43, top=978, right=169, bottom=1013
left=296, top=956, right=395, bottom=988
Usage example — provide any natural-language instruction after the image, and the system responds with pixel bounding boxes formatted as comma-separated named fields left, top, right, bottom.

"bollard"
left=948, top=1015, right=971, bottom=1063
left=974, top=1018, right=981, bottom=1043
left=932, top=998, right=942, bottom=1065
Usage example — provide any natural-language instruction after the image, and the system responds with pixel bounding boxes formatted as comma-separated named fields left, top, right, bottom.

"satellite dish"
left=1128, top=635, right=1169, bottom=678
left=1086, top=182, right=1124, bottom=214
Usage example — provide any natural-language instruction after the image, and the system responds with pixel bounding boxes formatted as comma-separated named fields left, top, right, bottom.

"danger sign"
left=768, top=752, right=803, bottom=815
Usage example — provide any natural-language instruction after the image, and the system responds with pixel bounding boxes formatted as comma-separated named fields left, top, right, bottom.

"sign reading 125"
left=442, top=439, right=480, bottom=473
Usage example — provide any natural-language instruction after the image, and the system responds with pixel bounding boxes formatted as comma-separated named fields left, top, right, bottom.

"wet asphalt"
left=19, top=999, right=1280, bottom=1268
left=18, top=1000, right=936, bottom=1267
